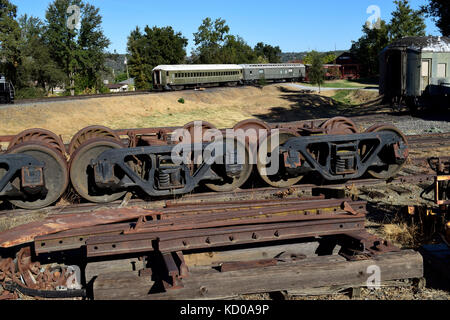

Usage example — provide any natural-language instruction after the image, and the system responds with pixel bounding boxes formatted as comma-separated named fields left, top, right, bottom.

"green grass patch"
left=302, top=79, right=378, bottom=89
left=331, top=90, right=353, bottom=105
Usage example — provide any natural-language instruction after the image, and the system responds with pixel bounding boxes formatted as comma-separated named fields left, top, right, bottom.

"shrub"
left=178, top=98, right=185, bottom=104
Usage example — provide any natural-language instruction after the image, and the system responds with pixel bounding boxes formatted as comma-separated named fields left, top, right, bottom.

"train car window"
left=437, top=63, right=447, bottom=78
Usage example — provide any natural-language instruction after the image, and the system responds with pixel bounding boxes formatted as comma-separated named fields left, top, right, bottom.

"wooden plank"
left=93, top=250, right=423, bottom=300
left=183, top=241, right=339, bottom=267
left=0, top=207, right=160, bottom=248
left=85, top=258, right=146, bottom=286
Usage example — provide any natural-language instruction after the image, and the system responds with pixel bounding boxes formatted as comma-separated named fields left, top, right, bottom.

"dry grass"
left=0, top=85, right=381, bottom=143
left=381, top=222, right=419, bottom=248
left=0, top=211, right=48, bottom=232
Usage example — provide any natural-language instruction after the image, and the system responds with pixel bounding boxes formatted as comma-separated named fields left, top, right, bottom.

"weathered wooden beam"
left=93, top=250, right=423, bottom=300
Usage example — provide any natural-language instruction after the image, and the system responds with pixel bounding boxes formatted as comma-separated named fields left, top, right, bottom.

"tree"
left=421, top=0, right=449, bottom=36
left=303, top=52, right=337, bottom=65
left=254, top=42, right=282, bottom=63
left=45, top=0, right=110, bottom=95
left=0, top=0, right=21, bottom=83
left=220, top=35, right=258, bottom=64
left=17, top=14, right=66, bottom=91
left=389, top=0, right=426, bottom=41
left=308, top=51, right=325, bottom=92
left=350, top=18, right=390, bottom=76
left=127, top=26, right=187, bottom=89
left=192, top=17, right=230, bottom=64
left=77, top=3, right=110, bottom=92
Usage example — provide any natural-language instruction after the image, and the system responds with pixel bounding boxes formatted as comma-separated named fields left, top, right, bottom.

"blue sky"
left=13, top=0, right=440, bottom=54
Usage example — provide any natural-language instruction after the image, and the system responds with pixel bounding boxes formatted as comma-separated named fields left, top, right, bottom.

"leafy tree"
left=321, top=53, right=337, bottom=64
left=308, top=51, right=325, bottom=92
left=77, top=3, right=110, bottom=92
left=254, top=42, right=282, bottom=63
left=220, top=35, right=258, bottom=64
left=0, top=0, right=21, bottom=83
left=421, top=0, right=449, bottom=36
left=350, top=18, right=390, bottom=76
left=303, top=52, right=337, bottom=65
left=114, top=72, right=128, bottom=83
left=45, top=0, right=109, bottom=95
left=17, top=14, right=66, bottom=91
left=192, top=17, right=230, bottom=64
left=127, top=26, right=187, bottom=89
left=389, top=0, right=426, bottom=41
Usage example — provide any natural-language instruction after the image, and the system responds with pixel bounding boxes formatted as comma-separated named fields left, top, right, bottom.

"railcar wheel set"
left=0, top=117, right=409, bottom=210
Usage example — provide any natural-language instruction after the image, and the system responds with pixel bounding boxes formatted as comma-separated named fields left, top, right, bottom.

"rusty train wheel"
left=70, top=138, right=127, bottom=204
left=181, top=121, right=218, bottom=143
left=232, top=119, right=270, bottom=157
left=8, top=129, right=66, bottom=157
left=365, top=125, right=409, bottom=180
left=68, top=126, right=121, bottom=155
left=204, top=138, right=253, bottom=192
left=320, top=117, right=358, bottom=135
left=257, top=131, right=304, bottom=188
left=7, top=142, right=69, bottom=210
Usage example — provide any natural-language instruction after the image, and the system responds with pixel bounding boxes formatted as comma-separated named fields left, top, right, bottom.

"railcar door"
left=421, top=59, right=431, bottom=92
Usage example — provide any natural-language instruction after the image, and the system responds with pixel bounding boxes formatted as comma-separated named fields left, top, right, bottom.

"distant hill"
left=105, top=53, right=127, bottom=75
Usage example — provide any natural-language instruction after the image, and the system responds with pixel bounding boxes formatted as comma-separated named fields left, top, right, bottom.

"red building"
left=335, top=52, right=360, bottom=80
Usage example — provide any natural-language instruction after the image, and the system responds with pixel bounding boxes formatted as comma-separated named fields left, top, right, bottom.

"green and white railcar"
left=152, top=64, right=243, bottom=90
left=240, top=64, right=305, bottom=83
left=380, top=36, right=450, bottom=110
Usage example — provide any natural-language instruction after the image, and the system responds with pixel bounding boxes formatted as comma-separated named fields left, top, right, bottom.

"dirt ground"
left=0, top=84, right=384, bottom=143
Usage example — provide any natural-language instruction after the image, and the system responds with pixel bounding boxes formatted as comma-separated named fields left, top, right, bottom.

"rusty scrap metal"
left=0, top=207, right=162, bottom=248
left=0, top=247, right=85, bottom=299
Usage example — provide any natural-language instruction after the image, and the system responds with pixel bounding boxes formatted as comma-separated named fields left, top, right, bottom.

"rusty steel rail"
left=32, top=198, right=366, bottom=255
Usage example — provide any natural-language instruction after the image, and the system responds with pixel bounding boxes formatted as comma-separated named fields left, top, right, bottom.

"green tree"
left=308, top=51, right=325, bottom=92
left=77, top=3, right=110, bottom=92
left=350, top=18, right=390, bottom=76
left=220, top=35, right=258, bottom=64
left=192, top=17, right=230, bottom=64
left=127, top=26, right=187, bottom=89
left=114, top=72, right=128, bottom=84
left=389, top=0, right=426, bottom=41
left=0, top=0, right=21, bottom=83
left=45, top=0, right=109, bottom=95
left=254, top=42, right=282, bottom=63
left=421, top=0, right=449, bottom=37
left=17, top=14, right=66, bottom=91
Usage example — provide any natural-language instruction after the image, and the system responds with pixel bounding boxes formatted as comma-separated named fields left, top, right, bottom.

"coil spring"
left=158, top=171, right=170, bottom=187
left=336, top=157, right=347, bottom=173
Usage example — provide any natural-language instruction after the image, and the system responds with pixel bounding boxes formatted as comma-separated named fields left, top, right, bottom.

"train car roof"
left=240, top=63, right=305, bottom=68
left=384, top=36, right=450, bottom=53
left=153, top=64, right=243, bottom=71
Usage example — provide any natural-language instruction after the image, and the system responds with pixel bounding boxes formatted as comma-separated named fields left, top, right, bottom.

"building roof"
left=240, top=63, right=305, bottom=69
left=387, top=36, right=450, bottom=53
left=106, top=83, right=125, bottom=89
left=119, top=78, right=135, bottom=85
left=153, top=64, right=242, bottom=71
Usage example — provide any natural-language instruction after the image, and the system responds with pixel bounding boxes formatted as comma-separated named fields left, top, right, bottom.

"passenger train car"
left=379, top=36, right=450, bottom=111
left=0, top=74, right=14, bottom=104
left=152, top=63, right=306, bottom=90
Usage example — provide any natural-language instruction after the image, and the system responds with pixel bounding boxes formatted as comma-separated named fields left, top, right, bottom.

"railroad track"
left=0, top=170, right=437, bottom=219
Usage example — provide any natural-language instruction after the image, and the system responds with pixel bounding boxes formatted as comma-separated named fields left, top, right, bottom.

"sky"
left=12, top=0, right=441, bottom=54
